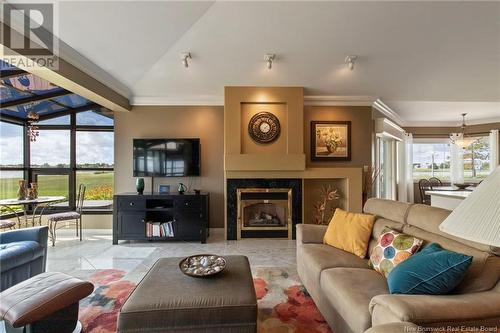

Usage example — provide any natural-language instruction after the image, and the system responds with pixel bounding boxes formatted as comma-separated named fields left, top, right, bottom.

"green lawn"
left=0, top=172, right=113, bottom=200
left=413, top=168, right=489, bottom=182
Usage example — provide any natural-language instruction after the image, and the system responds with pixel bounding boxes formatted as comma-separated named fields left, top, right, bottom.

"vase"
left=178, top=183, right=187, bottom=194
left=136, top=178, right=145, bottom=195
left=30, top=182, right=38, bottom=199
left=17, top=180, right=27, bottom=200
left=326, top=144, right=338, bottom=153
left=27, top=188, right=35, bottom=200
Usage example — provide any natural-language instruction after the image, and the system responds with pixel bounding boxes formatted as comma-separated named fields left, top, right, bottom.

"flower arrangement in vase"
left=313, top=185, right=341, bottom=225
left=316, top=127, right=343, bottom=153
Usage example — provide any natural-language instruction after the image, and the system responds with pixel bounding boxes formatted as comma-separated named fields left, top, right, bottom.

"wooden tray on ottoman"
left=118, top=255, right=257, bottom=333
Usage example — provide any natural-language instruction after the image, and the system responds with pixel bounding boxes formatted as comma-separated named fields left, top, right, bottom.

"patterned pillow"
left=369, top=228, right=423, bottom=277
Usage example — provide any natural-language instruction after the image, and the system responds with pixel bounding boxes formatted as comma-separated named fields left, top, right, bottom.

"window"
left=76, top=131, right=114, bottom=168
left=0, top=121, right=23, bottom=167
left=0, top=110, right=114, bottom=215
left=37, top=115, right=70, bottom=125
left=76, top=171, right=113, bottom=209
left=463, top=136, right=490, bottom=180
left=412, top=136, right=490, bottom=181
left=412, top=141, right=451, bottom=180
left=30, top=130, right=70, bottom=168
left=76, top=110, right=114, bottom=126
left=0, top=170, right=24, bottom=216
left=34, top=172, right=70, bottom=202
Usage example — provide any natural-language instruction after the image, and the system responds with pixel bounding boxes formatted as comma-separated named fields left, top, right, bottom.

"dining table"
left=0, top=196, right=66, bottom=228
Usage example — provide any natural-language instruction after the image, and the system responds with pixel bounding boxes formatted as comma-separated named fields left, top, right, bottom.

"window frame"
left=0, top=112, right=114, bottom=218
left=412, top=138, right=451, bottom=182
left=412, top=136, right=490, bottom=183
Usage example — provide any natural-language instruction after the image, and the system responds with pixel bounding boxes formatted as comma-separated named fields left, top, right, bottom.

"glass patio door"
left=376, top=136, right=398, bottom=200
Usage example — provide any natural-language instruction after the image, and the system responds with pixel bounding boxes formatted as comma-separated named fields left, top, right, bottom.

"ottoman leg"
left=4, top=302, right=80, bottom=333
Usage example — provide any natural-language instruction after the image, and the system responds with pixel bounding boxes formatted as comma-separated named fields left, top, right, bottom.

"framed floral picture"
left=311, top=121, right=351, bottom=161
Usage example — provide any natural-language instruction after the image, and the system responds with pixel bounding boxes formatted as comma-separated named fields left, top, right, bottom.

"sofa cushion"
left=369, top=228, right=423, bottom=277
left=403, top=225, right=500, bottom=293
left=406, top=204, right=496, bottom=254
left=0, top=241, right=44, bottom=272
left=387, top=243, right=472, bottom=295
left=298, top=244, right=368, bottom=286
left=320, top=267, right=389, bottom=333
left=363, top=198, right=412, bottom=224
left=323, top=209, right=375, bottom=258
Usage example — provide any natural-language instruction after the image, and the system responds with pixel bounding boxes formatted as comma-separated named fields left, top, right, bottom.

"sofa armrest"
left=0, top=226, right=48, bottom=247
left=370, top=291, right=500, bottom=326
left=296, top=224, right=327, bottom=244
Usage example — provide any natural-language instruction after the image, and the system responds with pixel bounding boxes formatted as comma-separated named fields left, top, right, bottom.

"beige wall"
left=114, top=106, right=225, bottom=228
left=224, top=86, right=306, bottom=171
left=304, top=106, right=373, bottom=168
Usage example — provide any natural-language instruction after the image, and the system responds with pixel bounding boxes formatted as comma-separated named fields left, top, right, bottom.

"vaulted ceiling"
left=53, top=1, right=500, bottom=125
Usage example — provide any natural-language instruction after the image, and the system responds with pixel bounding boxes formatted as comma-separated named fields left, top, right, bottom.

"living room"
left=0, top=1, right=499, bottom=333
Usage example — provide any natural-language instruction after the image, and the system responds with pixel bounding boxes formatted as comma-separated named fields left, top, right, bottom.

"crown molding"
left=404, top=117, right=500, bottom=127
left=372, top=99, right=406, bottom=126
left=304, top=95, right=377, bottom=106
left=131, top=95, right=379, bottom=107
left=131, top=95, right=224, bottom=106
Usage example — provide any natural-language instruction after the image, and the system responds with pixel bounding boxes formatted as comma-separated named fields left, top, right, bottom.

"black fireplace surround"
left=226, top=179, right=302, bottom=240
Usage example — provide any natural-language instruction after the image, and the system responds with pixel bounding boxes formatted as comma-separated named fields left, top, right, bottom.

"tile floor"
left=47, top=229, right=297, bottom=283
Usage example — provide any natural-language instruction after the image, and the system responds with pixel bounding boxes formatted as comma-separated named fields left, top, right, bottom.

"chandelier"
left=27, top=110, right=40, bottom=142
left=450, top=113, right=478, bottom=149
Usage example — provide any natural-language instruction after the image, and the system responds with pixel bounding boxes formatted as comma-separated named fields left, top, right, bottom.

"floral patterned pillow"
left=369, top=228, right=423, bottom=277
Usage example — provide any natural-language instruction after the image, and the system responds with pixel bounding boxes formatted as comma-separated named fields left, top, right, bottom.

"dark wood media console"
left=113, top=192, right=209, bottom=244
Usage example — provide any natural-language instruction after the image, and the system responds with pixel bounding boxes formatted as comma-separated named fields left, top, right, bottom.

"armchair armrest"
left=0, top=226, right=48, bottom=247
left=369, top=291, right=500, bottom=326
left=296, top=224, right=327, bottom=244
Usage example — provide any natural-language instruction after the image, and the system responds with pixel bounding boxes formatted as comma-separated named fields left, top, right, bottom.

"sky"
left=0, top=115, right=113, bottom=168
left=413, top=143, right=450, bottom=166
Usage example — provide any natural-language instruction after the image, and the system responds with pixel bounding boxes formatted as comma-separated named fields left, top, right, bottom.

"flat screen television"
left=133, top=138, right=200, bottom=177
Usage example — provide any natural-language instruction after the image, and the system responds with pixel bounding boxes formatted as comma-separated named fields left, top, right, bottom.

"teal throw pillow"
left=387, top=243, right=472, bottom=295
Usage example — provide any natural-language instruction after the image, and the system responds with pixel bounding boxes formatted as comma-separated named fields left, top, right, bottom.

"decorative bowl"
left=179, top=254, right=227, bottom=278
left=453, top=183, right=469, bottom=190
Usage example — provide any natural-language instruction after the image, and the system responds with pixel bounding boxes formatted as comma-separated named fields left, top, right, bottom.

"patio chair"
left=418, top=179, right=432, bottom=205
left=46, top=184, right=86, bottom=246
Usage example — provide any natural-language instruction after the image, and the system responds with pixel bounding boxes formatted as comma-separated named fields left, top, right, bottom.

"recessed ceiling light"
left=345, top=55, right=358, bottom=70
left=264, top=54, right=275, bottom=70
left=181, top=52, right=191, bottom=68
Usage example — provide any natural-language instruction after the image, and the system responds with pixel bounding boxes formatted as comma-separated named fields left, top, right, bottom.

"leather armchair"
left=0, top=226, right=48, bottom=291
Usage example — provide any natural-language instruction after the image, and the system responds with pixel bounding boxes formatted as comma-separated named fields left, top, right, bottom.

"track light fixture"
left=345, top=55, right=358, bottom=70
left=181, top=52, right=191, bottom=68
left=264, top=54, right=275, bottom=69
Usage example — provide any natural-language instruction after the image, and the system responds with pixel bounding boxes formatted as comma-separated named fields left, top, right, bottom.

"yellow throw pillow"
left=323, top=209, right=375, bottom=258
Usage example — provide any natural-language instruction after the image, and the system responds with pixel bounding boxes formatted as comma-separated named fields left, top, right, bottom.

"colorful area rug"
left=79, top=267, right=332, bottom=333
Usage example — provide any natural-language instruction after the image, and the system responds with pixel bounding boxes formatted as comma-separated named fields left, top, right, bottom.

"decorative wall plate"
left=248, top=112, right=281, bottom=144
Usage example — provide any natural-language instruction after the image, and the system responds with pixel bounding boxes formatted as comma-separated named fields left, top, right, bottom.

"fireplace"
left=226, top=179, right=302, bottom=240
left=237, top=188, right=292, bottom=239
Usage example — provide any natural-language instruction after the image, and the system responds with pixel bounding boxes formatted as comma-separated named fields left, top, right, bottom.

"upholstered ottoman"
left=0, top=272, right=94, bottom=333
left=118, top=256, right=257, bottom=333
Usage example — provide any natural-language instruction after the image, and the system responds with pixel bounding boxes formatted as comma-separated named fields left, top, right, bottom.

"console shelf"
left=113, top=192, right=209, bottom=244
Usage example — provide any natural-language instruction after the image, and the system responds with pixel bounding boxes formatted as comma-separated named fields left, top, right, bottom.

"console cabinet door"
left=118, top=212, right=145, bottom=237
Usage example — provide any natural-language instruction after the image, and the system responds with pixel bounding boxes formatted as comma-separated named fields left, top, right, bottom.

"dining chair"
left=46, top=184, right=86, bottom=246
left=418, top=179, right=432, bottom=205
left=428, top=177, right=443, bottom=188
